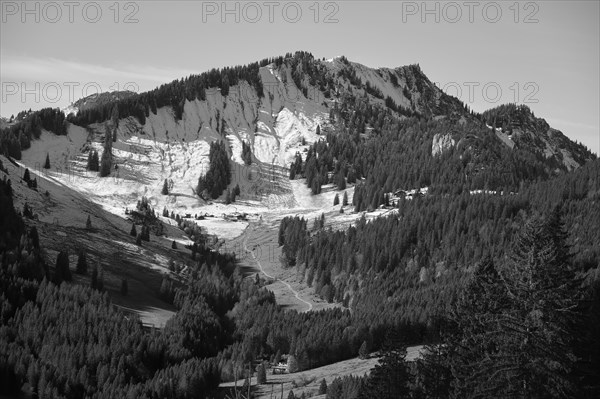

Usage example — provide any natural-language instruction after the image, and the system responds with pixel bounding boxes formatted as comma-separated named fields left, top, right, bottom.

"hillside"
left=1, top=51, right=599, bottom=399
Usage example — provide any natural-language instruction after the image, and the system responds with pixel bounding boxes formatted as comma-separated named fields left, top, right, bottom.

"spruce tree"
left=500, top=210, right=581, bottom=398
left=319, top=379, right=327, bottom=394
left=76, top=249, right=87, bottom=275
left=287, top=355, right=299, bottom=373
left=86, top=150, right=100, bottom=171
left=333, top=193, right=340, bottom=206
left=54, top=250, right=71, bottom=284
left=361, top=345, right=411, bottom=399
left=162, top=179, right=169, bottom=195
left=43, top=153, right=50, bottom=169
left=130, top=223, right=137, bottom=237
left=99, top=124, right=113, bottom=177
left=358, top=341, right=368, bottom=359
left=257, top=363, right=267, bottom=385
left=342, top=191, right=348, bottom=206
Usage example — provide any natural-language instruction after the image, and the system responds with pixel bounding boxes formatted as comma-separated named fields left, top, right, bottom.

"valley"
left=1, top=50, right=598, bottom=399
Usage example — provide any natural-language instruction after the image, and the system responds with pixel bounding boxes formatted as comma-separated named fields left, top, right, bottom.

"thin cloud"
left=1, top=55, right=196, bottom=88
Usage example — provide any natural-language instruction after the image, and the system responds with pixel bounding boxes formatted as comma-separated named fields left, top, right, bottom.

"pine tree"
left=499, top=210, right=581, bottom=398
left=99, top=124, right=113, bottom=177
left=76, top=249, right=87, bottom=275
left=23, top=168, right=30, bottom=182
left=130, top=223, right=137, bottom=237
left=136, top=233, right=142, bottom=246
left=319, top=379, right=328, bottom=395
left=54, top=250, right=71, bottom=284
left=257, top=363, right=267, bottom=385
left=288, top=355, right=299, bottom=373
left=234, top=184, right=240, bottom=196
left=342, top=191, right=348, bottom=206
left=443, top=256, right=510, bottom=398
left=333, top=193, right=340, bottom=206
left=162, top=179, right=169, bottom=195
left=172, top=240, right=177, bottom=249
left=440, top=210, right=584, bottom=399
left=358, top=341, right=369, bottom=359
left=87, top=150, right=100, bottom=171
left=361, top=346, right=411, bottom=399
left=43, top=153, right=50, bottom=169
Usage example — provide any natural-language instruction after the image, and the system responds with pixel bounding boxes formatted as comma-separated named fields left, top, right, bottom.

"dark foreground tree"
left=426, top=209, right=586, bottom=399
left=360, top=345, right=411, bottom=399
left=75, top=249, right=87, bottom=275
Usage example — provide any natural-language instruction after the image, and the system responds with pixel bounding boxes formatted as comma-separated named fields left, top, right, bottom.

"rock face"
left=431, top=133, right=456, bottom=156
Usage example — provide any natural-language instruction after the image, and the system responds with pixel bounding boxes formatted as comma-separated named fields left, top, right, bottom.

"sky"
left=1, top=0, right=598, bottom=153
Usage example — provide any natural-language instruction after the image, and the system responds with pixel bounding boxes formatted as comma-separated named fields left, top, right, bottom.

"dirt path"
left=242, top=223, right=313, bottom=312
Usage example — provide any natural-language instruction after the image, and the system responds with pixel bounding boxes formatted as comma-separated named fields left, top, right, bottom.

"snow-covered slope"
left=18, top=63, right=333, bottom=239
left=17, top=55, right=594, bottom=239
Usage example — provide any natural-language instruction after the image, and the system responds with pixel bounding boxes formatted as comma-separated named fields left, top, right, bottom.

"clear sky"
left=1, top=0, right=598, bottom=153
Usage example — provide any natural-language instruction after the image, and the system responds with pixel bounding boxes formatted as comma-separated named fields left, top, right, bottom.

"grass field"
left=220, top=346, right=425, bottom=399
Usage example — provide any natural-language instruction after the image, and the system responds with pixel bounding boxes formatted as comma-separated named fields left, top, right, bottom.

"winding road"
left=242, top=222, right=314, bottom=312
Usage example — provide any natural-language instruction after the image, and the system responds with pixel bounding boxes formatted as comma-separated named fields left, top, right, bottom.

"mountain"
left=62, top=90, right=136, bottom=116
left=1, top=51, right=599, bottom=398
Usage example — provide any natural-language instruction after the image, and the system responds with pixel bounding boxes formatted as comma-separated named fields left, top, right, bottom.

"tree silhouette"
left=76, top=249, right=87, bottom=275
left=257, top=363, right=267, bottom=385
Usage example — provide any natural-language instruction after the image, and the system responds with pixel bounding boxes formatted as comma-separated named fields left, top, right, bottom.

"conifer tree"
left=130, top=223, right=137, bottom=237
left=87, top=150, right=100, bottom=171
left=358, top=341, right=368, bottom=359
left=361, top=345, right=411, bottom=399
left=99, top=124, right=113, bottom=177
left=257, top=363, right=267, bottom=385
left=162, top=179, right=169, bottom=195
left=319, top=379, right=328, bottom=395
left=43, top=153, right=50, bottom=169
left=342, top=191, right=348, bottom=206
left=86, top=215, right=92, bottom=230
left=76, top=249, right=87, bottom=275
left=23, top=168, right=30, bottom=182
left=54, top=250, right=71, bottom=284
left=288, top=355, right=299, bottom=373
left=333, top=193, right=340, bottom=206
